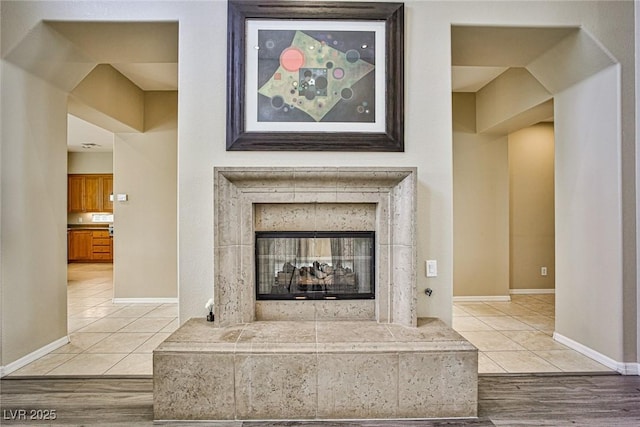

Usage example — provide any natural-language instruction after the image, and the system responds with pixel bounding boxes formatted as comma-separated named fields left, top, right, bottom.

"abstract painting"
left=256, top=28, right=376, bottom=124
left=226, top=1, right=404, bottom=151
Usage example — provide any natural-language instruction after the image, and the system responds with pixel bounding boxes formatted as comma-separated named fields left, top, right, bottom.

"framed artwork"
left=226, top=1, right=404, bottom=151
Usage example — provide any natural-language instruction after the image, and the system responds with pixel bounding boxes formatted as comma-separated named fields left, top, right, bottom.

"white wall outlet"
left=541, top=266, right=548, bottom=276
left=426, top=260, right=437, bottom=278
left=116, top=193, right=128, bottom=202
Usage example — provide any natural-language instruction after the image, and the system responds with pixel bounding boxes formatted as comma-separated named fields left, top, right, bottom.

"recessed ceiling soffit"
left=451, top=25, right=617, bottom=95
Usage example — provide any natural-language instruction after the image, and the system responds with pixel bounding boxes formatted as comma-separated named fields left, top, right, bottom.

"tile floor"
left=9, top=264, right=611, bottom=376
left=453, top=294, right=613, bottom=374
left=9, top=263, right=178, bottom=376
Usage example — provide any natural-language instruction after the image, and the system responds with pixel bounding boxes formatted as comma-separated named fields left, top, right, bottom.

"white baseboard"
left=510, top=288, right=555, bottom=295
left=113, top=298, right=178, bottom=304
left=453, top=295, right=511, bottom=302
left=553, top=332, right=639, bottom=375
left=619, top=363, right=640, bottom=375
left=0, top=336, right=69, bottom=378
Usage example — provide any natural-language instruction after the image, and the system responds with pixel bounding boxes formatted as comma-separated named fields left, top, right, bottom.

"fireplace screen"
left=255, top=231, right=375, bottom=300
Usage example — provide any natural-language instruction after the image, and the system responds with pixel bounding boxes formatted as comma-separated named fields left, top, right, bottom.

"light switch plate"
left=116, top=194, right=128, bottom=202
left=426, top=260, right=437, bottom=277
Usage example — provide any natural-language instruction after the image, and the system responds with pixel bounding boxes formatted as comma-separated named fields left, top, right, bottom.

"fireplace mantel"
left=213, top=167, right=417, bottom=327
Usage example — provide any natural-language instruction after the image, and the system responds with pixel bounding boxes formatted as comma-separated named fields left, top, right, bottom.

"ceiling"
left=451, top=66, right=508, bottom=92
left=451, top=25, right=577, bottom=93
left=68, top=114, right=115, bottom=153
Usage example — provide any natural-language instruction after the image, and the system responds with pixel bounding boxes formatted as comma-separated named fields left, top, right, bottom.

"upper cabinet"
left=101, top=176, right=113, bottom=212
left=68, top=175, right=85, bottom=212
left=68, top=174, right=113, bottom=213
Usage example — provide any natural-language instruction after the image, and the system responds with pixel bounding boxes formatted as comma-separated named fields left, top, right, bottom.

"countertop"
left=67, top=224, right=111, bottom=230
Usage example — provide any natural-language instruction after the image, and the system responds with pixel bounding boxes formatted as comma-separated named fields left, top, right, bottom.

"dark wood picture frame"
left=226, top=0, right=404, bottom=151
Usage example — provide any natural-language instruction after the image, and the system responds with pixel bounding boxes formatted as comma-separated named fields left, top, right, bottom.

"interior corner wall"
left=1, top=61, right=68, bottom=366
left=113, top=91, right=177, bottom=299
left=453, top=94, right=510, bottom=298
left=555, top=65, right=624, bottom=361
left=508, top=123, right=555, bottom=291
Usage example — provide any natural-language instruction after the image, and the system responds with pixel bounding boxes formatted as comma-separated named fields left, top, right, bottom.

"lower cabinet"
left=68, top=229, right=113, bottom=262
left=91, top=230, right=112, bottom=261
left=68, top=230, right=93, bottom=261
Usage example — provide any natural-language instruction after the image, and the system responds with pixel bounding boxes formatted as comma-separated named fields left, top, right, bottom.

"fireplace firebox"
left=255, top=231, right=375, bottom=300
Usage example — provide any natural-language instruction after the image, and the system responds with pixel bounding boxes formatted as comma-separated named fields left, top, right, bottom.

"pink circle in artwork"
left=280, top=47, right=305, bottom=72
left=333, top=68, right=345, bottom=79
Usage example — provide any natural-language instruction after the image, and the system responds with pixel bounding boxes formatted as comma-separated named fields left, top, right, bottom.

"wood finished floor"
left=2, top=374, right=639, bottom=426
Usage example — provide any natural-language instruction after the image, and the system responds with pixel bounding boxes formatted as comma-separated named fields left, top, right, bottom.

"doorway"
left=36, top=21, right=178, bottom=376
left=451, top=25, right=623, bottom=373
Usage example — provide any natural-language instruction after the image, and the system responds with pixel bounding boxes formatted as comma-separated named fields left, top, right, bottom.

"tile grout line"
left=453, top=295, right=563, bottom=374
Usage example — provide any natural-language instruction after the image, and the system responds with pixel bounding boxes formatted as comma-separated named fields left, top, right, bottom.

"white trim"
left=453, top=295, right=511, bottom=302
left=509, top=288, right=555, bottom=295
left=112, top=298, right=178, bottom=304
left=619, top=363, right=640, bottom=376
left=553, top=332, right=638, bottom=375
left=0, top=336, right=69, bottom=378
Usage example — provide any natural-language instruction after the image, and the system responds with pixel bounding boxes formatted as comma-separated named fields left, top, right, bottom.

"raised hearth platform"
left=153, top=318, right=478, bottom=421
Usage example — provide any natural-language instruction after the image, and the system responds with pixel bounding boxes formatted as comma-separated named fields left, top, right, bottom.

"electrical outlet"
left=541, top=267, right=548, bottom=276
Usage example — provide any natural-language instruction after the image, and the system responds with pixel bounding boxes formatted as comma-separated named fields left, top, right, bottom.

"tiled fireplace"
left=153, top=167, right=478, bottom=422
left=212, top=167, right=418, bottom=326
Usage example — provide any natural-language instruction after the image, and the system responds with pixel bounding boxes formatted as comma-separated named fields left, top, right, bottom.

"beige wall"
left=1, top=62, right=69, bottom=365
left=1, top=0, right=637, bottom=369
left=453, top=93, right=510, bottom=297
left=69, top=64, right=144, bottom=132
left=453, top=112, right=555, bottom=297
left=476, top=68, right=552, bottom=133
left=555, top=66, right=624, bottom=361
left=509, top=124, right=555, bottom=290
left=113, top=91, right=177, bottom=299
left=67, top=152, right=113, bottom=174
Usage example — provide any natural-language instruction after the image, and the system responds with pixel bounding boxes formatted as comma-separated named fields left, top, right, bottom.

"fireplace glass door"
left=255, top=231, right=375, bottom=300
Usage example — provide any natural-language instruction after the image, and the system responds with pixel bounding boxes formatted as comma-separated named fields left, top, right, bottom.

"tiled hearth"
left=154, top=318, right=477, bottom=420
left=154, top=167, right=479, bottom=421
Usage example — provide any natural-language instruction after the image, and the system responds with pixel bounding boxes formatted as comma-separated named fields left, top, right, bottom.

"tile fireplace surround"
left=153, top=167, right=478, bottom=422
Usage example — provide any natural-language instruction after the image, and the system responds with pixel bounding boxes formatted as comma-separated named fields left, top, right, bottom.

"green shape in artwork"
left=258, top=31, right=375, bottom=122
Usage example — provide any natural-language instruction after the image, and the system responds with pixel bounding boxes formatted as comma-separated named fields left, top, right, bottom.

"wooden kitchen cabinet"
left=91, top=230, right=112, bottom=261
left=68, top=229, right=113, bottom=262
left=101, top=176, right=113, bottom=212
left=68, top=174, right=113, bottom=213
left=68, top=230, right=93, bottom=261
left=67, top=175, right=85, bottom=212
left=84, top=176, right=102, bottom=211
